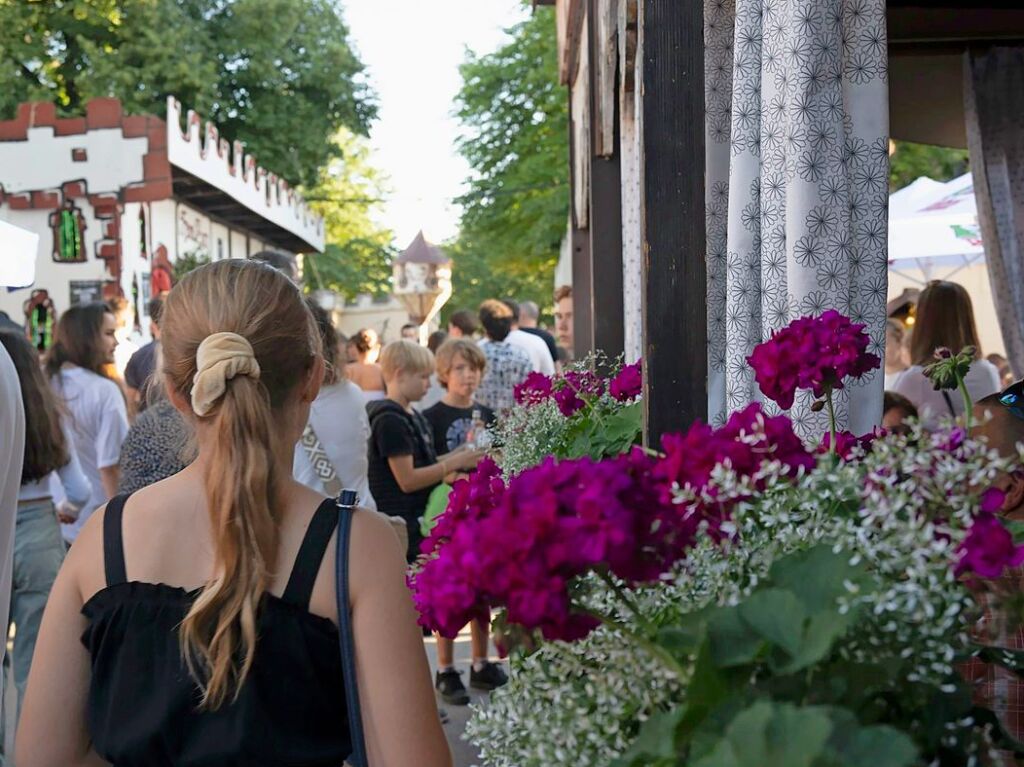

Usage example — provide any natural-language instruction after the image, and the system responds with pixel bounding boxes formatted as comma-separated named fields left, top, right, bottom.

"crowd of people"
left=8, top=259, right=1022, bottom=764
left=0, top=248, right=577, bottom=764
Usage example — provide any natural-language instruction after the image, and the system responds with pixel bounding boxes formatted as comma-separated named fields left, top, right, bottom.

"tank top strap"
left=103, top=494, right=131, bottom=587
left=282, top=498, right=340, bottom=609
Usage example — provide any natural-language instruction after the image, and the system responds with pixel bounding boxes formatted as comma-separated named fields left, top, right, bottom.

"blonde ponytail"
left=160, top=259, right=318, bottom=709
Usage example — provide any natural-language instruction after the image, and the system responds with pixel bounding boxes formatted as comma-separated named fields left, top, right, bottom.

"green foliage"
left=608, top=545, right=1004, bottom=766
left=557, top=401, right=642, bottom=461
left=170, top=249, right=210, bottom=282
left=447, top=4, right=568, bottom=319
left=889, top=140, right=969, bottom=192
left=303, top=128, right=395, bottom=301
left=0, top=0, right=376, bottom=187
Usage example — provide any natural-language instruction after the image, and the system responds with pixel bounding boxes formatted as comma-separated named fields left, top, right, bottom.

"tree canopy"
left=304, top=127, right=395, bottom=301
left=889, top=140, right=969, bottom=191
left=0, top=0, right=375, bottom=188
left=446, top=5, right=568, bottom=321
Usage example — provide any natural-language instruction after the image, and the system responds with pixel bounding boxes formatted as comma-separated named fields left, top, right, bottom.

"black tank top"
left=81, top=495, right=352, bottom=766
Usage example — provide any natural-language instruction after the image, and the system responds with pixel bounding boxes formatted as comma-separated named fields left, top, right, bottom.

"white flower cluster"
left=495, top=398, right=568, bottom=477
left=468, top=424, right=1009, bottom=766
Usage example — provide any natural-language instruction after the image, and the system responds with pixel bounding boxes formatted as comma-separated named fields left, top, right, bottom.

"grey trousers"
left=0, top=499, right=66, bottom=762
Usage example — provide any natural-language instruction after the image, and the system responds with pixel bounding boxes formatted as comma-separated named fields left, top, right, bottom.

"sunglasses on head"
left=999, top=379, right=1024, bottom=421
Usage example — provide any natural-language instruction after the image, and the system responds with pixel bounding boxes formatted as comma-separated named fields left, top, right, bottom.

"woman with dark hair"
left=890, top=281, right=1001, bottom=429
left=18, top=260, right=450, bottom=766
left=45, top=303, right=129, bottom=542
left=0, top=331, right=89, bottom=741
left=345, top=327, right=386, bottom=401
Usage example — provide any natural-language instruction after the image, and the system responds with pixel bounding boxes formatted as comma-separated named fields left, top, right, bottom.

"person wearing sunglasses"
left=972, top=383, right=1024, bottom=520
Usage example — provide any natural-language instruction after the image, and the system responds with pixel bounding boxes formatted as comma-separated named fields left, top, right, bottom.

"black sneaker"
left=469, top=661, right=508, bottom=691
left=435, top=669, right=470, bottom=705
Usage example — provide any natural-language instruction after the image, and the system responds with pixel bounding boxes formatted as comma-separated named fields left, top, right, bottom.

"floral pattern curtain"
left=704, top=0, right=889, bottom=437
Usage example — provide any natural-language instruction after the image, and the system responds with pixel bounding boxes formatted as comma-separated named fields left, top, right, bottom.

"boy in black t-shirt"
left=367, top=340, right=481, bottom=563
left=422, top=338, right=508, bottom=703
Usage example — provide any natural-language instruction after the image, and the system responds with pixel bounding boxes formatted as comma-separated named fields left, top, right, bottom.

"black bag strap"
left=336, top=494, right=368, bottom=767
left=103, top=494, right=130, bottom=587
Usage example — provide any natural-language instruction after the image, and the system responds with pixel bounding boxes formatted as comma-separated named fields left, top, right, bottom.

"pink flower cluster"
left=956, top=489, right=1024, bottom=579
left=609, top=362, right=642, bottom=402
left=412, top=450, right=701, bottom=641
left=412, top=405, right=816, bottom=642
left=657, top=404, right=815, bottom=506
left=514, top=372, right=554, bottom=406
left=818, top=429, right=878, bottom=460
left=512, top=361, right=643, bottom=414
left=747, top=310, right=880, bottom=409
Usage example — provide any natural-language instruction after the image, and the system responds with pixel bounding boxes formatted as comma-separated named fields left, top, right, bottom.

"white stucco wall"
left=0, top=128, right=147, bottom=195
left=0, top=204, right=108, bottom=319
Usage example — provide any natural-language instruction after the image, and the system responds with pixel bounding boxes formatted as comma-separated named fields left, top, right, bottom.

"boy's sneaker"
left=435, top=669, right=470, bottom=705
left=469, top=661, right=508, bottom=691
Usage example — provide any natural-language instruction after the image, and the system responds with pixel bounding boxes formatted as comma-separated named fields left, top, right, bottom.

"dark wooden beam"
left=588, top=0, right=624, bottom=361
left=640, top=1, right=706, bottom=447
left=571, top=224, right=594, bottom=358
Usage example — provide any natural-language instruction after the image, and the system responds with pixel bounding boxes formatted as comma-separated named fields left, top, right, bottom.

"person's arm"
left=387, top=449, right=481, bottom=494
left=16, top=510, right=108, bottom=767
left=57, top=429, right=91, bottom=510
left=96, top=382, right=129, bottom=502
left=99, top=465, right=120, bottom=499
left=349, top=510, right=452, bottom=766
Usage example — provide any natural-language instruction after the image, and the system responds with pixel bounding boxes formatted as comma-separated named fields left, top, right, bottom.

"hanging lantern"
left=392, top=231, right=452, bottom=333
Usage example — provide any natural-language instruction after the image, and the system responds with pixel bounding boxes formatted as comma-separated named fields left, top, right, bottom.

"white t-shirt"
left=293, top=381, right=376, bottom=510
left=890, top=358, right=1002, bottom=430
left=53, top=366, right=130, bottom=541
left=506, top=329, right=555, bottom=375
left=0, top=345, right=25, bottom=649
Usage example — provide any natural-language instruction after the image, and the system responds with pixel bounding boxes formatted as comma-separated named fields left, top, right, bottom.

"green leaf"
left=970, top=643, right=1024, bottom=678
left=738, top=589, right=807, bottom=658
left=822, top=707, right=917, bottom=767
left=767, top=545, right=871, bottom=615
left=718, top=701, right=832, bottom=767
left=707, top=606, right=764, bottom=667
left=773, top=611, right=849, bottom=675
left=609, top=707, right=686, bottom=767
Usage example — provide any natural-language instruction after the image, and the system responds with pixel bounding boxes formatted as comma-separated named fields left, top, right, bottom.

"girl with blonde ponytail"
left=17, top=260, right=452, bottom=767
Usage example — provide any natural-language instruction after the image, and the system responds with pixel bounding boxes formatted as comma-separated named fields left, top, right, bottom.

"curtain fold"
left=964, top=47, right=1024, bottom=378
left=705, top=0, right=888, bottom=437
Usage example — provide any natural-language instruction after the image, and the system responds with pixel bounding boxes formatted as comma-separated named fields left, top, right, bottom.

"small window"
left=51, top=204, right=86, bottom=263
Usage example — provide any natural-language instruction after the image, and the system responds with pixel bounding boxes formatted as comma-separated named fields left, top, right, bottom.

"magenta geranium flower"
left=747, top=310, right=880, bottom=410
left=411, top=449, right=695, bottom=642
left=609, top=361, right=642, bottom=402
left=514, top=372, right=554, bottom=405
left=817, top=429, right=877, bottom=460
left=553, top=370, right=605, bottom=417
left=955, top=507, right=1024, bottom=580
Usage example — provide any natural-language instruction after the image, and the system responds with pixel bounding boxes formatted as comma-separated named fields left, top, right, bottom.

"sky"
left=342, top=0, right=529, bottom=250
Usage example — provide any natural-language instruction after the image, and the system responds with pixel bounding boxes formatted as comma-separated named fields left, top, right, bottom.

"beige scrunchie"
left=191, top=332, right=261, bottom=417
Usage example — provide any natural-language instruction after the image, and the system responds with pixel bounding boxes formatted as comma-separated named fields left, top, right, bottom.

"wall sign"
left=69, top=280, right=104, bottom=306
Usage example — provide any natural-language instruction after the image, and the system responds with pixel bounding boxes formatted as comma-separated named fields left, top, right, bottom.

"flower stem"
left=825, top=387, right=837, bottom=456
left=596, top=570, right=651, bottom=631
left=957, top=374, right=974, bottom=431
left=579, top=605, right=687, bottom=679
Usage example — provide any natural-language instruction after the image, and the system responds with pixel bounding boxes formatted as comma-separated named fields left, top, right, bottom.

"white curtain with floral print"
left=704, top=0, right=888, bottom=437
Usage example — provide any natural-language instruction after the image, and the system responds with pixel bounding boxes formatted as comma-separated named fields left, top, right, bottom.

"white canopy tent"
left=888, top=173, right=984, bottom=282
left=887, top=172, right=1007, bottom=357
left=0, top=218, right=39, bottom=289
